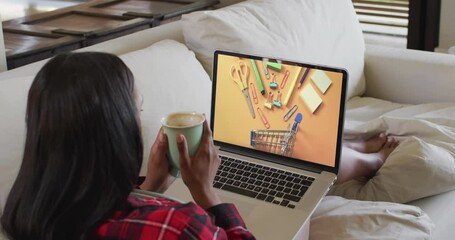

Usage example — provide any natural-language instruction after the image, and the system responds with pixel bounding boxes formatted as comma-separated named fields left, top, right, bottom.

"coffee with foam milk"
left=163, top=112, right=205, bottom=128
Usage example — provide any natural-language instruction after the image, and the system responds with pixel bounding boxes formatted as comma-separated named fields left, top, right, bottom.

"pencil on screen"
left=297, top=67, right=310, bottom=89
left=283, top=67, right=302, bottom=106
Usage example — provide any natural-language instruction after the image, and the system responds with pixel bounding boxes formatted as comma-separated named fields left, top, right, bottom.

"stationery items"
left=300, top=84, right=322, bottom=114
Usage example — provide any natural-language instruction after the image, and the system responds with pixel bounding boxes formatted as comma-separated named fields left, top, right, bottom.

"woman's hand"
left=177, top=119, right=222, bottom=209
left=140, top=128, right=175, bottom=193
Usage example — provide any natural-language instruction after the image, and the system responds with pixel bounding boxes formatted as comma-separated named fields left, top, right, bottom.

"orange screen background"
left=213, top=54, right=343, bottom=167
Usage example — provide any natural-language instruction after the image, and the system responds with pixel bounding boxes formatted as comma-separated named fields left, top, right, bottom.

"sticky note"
left=266, top=62, right=282, bottom=72
left=300, top=84, right=322, bottom=114
left=311, top=70, right=332, bottom=94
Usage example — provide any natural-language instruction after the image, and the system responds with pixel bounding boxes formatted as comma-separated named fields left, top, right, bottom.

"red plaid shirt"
left=93, top=190, right=255, bottom=239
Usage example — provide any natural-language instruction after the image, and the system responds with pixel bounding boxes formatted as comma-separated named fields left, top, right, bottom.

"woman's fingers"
left=140, top=129, right=173, bottom=192
left=152, top=129, right=168, bottom=160
left=202, top=118, right=212, bottom=140
left=177, top=134, right=191, bottom=169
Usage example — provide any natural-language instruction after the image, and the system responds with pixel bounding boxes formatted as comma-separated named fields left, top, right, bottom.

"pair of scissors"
left=231, top=61, right=255, bottom=118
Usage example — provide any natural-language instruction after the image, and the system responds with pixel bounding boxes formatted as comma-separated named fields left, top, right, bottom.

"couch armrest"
left=0, top=14, right=7, bottom=72
left=364, top=44, right=455, bottom=104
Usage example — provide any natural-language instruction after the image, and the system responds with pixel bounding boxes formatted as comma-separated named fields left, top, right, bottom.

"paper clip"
left=283, top=105, right=298, bottom=121
left=280, top=70, right=290, bottom=89
left=270, top=73, right=278, bottom=89
left=273, top=91, right=282, bottom=108
left=264, top=92, right=273, bottom=109
left=250, top=82, right=258, bottom=104
left=262, top=60, right=270, bottom=79
left=257, top=107, right=270, bottom=129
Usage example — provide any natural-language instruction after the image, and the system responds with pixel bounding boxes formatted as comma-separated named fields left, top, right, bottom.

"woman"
left=1, top=52, right=255, bottom=240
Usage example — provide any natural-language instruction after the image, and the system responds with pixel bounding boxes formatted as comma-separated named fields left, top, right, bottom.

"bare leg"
left=336, top=137, right=399, bottom=184
left=344, top=132, right=387, bottom=153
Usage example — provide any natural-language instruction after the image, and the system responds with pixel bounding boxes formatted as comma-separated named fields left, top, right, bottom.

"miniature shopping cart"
left=250, top=113, right=302, bottom=156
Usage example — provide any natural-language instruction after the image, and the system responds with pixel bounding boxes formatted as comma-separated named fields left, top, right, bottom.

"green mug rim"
left=161, top=112, right=205, bottom=129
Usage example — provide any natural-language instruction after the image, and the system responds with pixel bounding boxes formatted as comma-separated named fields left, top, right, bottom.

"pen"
left=250, top=59, right=265, bottom=95
left=297, top=67, right=310, bottom=89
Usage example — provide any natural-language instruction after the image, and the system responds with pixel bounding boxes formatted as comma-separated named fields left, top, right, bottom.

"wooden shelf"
left=3, top=0, right=219, bottom=69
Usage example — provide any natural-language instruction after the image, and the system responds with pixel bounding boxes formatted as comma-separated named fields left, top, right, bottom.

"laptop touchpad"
left=218, top=192, right=256, bottom=217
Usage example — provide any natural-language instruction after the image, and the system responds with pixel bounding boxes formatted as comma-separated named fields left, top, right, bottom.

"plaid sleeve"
left=94, top=196, right=255, bottom=240
left=175, top=203, right=255, bottom=240
left=205, top=203, right=256, bottom=240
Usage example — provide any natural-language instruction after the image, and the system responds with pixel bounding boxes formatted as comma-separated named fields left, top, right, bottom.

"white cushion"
left=119, top=39, right=212, bottom=175
left=0, top=76, right=33, bottom=215
left=410, top=190, right=455, bottom=240
left=311, top=196, right=434, bottom=240
left=181, top=0, right=366, bottom=99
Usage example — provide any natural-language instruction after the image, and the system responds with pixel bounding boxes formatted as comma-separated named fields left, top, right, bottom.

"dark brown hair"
left=1, top=52, right=143, bottom=239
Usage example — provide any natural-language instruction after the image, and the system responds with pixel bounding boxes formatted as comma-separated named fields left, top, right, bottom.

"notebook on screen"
left=166, top=50, right=348, bottom=239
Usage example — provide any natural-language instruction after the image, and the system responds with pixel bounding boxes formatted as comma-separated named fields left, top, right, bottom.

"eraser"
left=266, top=62, right=282, bottom=72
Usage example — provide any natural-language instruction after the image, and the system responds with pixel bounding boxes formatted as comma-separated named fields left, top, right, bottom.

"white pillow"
left=0, top=76, right=33, bottom=215
left=119, top=39, right=212, bottom=175
left=310, top=196, right=434, bottom=240
left=182, top=0, right=365, bottom=99
left=329, top=137, right=455, bottom=203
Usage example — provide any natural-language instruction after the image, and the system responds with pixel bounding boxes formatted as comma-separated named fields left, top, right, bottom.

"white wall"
left=438, top=0, right=455, bottom=52
left=0, top=13, right=7, bottom=72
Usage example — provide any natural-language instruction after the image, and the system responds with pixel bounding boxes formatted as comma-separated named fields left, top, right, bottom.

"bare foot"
left=374, top=137, right=400, bottom=163
left=362, top=137, right=399, bottom=179
left=344, top=132, right=387, bottom=153
left=336, top=137, right=400, bottom=184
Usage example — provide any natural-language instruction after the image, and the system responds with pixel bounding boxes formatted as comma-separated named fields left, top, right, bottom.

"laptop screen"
left=211, top=51, right=347, bottom=170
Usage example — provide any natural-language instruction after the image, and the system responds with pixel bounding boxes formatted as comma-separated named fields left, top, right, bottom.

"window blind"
left=352, top=0, right=409, bottom=37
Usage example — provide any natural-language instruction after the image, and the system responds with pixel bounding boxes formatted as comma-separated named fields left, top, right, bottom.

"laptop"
left=165, top=50, right=348, bottom=239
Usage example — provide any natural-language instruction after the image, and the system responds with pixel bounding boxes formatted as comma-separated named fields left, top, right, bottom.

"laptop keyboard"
left=213, top=155, right=314, bottom=209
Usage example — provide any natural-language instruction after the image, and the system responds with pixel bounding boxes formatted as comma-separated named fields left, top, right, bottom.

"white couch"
left=0, top=14, right=7, bottom=72
left=1, top=0, right=455, bottom=239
